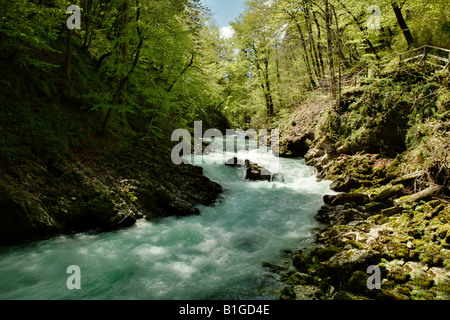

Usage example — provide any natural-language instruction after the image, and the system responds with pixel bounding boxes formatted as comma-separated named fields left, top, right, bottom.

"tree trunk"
left=304, top=6, right=321, bottom=77
left=391, top=1, right=415, bottom=48
left=119, top=0, right=130, bottom=105
left=296, top=23, right=317, bottom=88
left=82, top=0, right=93, bottom=49
left=313, top=12, right=325, bottom=75
left=332, top=5, right=342, bottom=106
left=64, top=28, right=72, bottom=78
left=325, top=0, right=337, bottom=101
left=263, top=58, right=274, bottom=117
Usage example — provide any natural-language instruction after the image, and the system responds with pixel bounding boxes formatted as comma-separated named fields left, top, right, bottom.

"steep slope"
left=0, top=36, right=222, bottom=246
left=278, top=64, right=450, bottom=300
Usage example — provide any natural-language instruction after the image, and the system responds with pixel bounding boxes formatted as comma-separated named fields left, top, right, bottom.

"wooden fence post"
left=445, top=52, right=450, bottom=71
left=419, top=46, right=428, bottom=64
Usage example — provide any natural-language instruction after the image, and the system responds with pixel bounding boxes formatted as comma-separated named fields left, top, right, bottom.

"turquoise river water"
left=0, top=133, right=332, bottom=300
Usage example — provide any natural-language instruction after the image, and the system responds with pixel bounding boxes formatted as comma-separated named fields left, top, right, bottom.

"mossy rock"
left=347, top=271, right=370, bottom=295
left=293, top=253, right=313, bottom=273
left=376, top=289, right=410, bottom=300
left=410, top=278, right=434, bottom=289
left=324, top=249, right=381, bottom=282
left=310, top=246, right=344, bottom=262
left=286, top=273, right=314, bottom=286
left=395, top=286, right=412, bottom=297
left=387, top=271, right=410, bottom=284
left=332, top=291, right=361, bottom=300
left=419, top=243, right=445, bottom=267
left=381, top=241, right=410, bottom=261
left=279, top=286, right=296, bottom=300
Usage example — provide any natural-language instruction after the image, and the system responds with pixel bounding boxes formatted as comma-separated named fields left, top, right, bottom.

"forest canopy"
left=0, top=0, right=449, bottom=139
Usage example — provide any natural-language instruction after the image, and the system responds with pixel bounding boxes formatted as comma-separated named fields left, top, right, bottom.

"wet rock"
left=271, top=174, right=284, bottom=183
left=279, top=135, right=312, bottom=158
left=316, top=204, right=348, bottom=225
left=0, top=139, right=225, bottom=245
left=323, top=194, right=336, bottom=205
left=244, top=160, right=285, bottom=183
left=0, top=188, right=60, bottom=244
left=262, top=261, right=287, bottom=274
left=245, top=164, right=272, bottom=182
left=225, top=157, right=244, bottom=167
left=167, top=198, right=200, bottom=216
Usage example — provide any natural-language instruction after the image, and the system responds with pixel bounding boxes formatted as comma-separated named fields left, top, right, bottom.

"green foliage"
left=0, top=0, right=66, bottom=69
left=0, top=0, right=448, bottom=165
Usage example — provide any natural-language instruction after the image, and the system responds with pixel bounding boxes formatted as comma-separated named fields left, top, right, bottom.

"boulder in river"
left=225, top=157, right=244, bottom=167
left=246, top=162, right=272, bottom=182
left=225, top=158, right=285, bottom=183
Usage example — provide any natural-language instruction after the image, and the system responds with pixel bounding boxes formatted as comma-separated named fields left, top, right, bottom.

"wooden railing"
left=381, top=45, right=450, bottom=71
left=316, top=45, right=449, bottom=91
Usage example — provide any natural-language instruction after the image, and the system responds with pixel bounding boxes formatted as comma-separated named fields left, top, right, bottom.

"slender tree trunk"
left=391, top=1, right=415, bottom=48
left=64, top=28, right=72, bottom=78
left=325, top=0, right=337, bottom=101
left=274, top=45, right=285, bottom=108
left=119, top=0, right=130, bottom=105
left=332, top=5, right=342, bottom=106
left=313, top=12, right=325, bottom=76
left=304, top=6, right=321, bottom=77
left=296, top=23, right=317, bottom=88
left=263, top=58, right=274, bottom=117
left=82, top=0, right=92, bottom=49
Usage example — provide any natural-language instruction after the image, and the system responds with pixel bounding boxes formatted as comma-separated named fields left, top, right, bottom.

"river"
left=0, top=133, right=332, bottom=300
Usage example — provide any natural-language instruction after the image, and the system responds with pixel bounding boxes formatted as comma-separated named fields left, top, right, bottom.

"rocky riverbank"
left=278, top=153, right=450, bottom=300
left=0, top=141, right=222, bottom=246
left=273, top=66, right=450, bottom=300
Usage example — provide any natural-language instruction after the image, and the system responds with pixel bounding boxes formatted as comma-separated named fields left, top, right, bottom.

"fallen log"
left=381, top=206, right=401, bottom=217
left=393, top=185, right=442, bottom=207
left=391, top=171, right=425, bottom=185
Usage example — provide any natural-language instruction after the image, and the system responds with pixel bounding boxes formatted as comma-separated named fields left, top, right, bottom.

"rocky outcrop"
left=278, top=196, right=450, bottom=300
left=0, top=141, right=222, bottom=245
left=277, top=152, right=449, bottom=300
left=275, top=66, right=450, bottom=300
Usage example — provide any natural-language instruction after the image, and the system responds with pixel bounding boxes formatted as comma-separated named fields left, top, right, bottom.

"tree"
left=324, top=0, right=337, bottom=101
left=233, top=0, right=284, bottom=117
left=279, top=0, right=318, bottom=88
left=391, top=1, right=415, bottom=47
